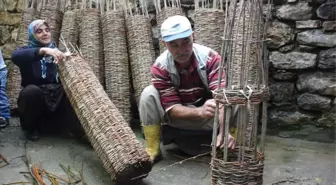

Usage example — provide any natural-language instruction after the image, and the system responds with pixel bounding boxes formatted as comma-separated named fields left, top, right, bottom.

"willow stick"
left=220, top=106, right=229, bottom=162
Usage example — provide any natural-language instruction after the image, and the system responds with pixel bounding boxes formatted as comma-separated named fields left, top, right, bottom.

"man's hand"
left=197, top=99, right=222, bottom=119
left=216, top=104, right=236, bottom=150
left=216, top=132, right=236, bottom=149
left=40, top=48, right=66, bottom=64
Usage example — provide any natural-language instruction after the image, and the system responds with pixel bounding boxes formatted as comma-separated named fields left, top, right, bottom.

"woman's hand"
left=39, top=48, right=66, bottom=64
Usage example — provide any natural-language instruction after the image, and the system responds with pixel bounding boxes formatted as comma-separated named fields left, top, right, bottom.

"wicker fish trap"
left=17, top=6, right=38, bottom=46
left=9, top=4, right=36, bottom=111
left=79, top=8, right=105, bottom=86
left=101, top=9, right=132, bottom=124
left=39, top=3, right=64, bottom=46
left=57, top=53, right=152, bottom=184
left=154, top=0, right=184, bottom=53
left=58, top=8, right=79, bottom=52
left=125, top=13, right=156, bottom=104
left=194, top=7, right=224, bottom=53
left=6, top=63, right=22, bottom=111
left=210, top=0, right=271, bottom=184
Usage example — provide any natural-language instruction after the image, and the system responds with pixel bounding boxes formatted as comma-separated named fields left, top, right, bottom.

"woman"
left=0, top=49, right=10, bottom=129
left=11, top=20, right=85, bottom=141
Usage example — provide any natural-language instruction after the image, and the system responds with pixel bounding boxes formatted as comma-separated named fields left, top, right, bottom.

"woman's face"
left=35, top=24, right=51, bottom=46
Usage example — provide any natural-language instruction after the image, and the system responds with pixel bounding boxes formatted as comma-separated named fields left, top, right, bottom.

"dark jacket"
left=11, top=46, right=59, bottom=87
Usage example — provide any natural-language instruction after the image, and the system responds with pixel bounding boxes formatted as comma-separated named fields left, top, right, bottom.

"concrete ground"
left=0, top=117, right=335, bottom=185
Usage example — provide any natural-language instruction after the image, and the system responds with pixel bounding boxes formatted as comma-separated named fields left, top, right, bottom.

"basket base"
left=211, top=148, right=264, bottom=185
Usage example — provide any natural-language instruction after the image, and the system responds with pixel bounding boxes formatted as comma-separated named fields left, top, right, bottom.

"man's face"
left=35, top=24, right=51, bottom=46
left=163, top=33, right=194, bottom=64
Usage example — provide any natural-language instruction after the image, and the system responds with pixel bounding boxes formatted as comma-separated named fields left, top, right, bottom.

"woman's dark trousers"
left=18, top=84, right=85, bottom=140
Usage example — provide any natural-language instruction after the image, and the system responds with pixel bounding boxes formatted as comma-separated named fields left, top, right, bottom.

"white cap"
left=160, top=15, right=192, bottom=42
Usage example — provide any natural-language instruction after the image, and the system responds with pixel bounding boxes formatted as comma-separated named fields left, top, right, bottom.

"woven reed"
left=101, top=10, right=132, bottom=124
left=6, top=63, right=22, bottom=111
left=125, top=15, right=156, bottom=104
left=58, top=9, right=79, bottom=52
left=213, top=86, right=269, bottom=105
left=17, top=8, right=37, bottom=46
left=57, top=54, right=152, bottom=183
left=79, top=8, right=105, bottom=86
left=9, top=6, right=36, bottom=111
left=211, top=148, right=264, bottom=185
left=39, top=4, right=64, bottom=45
left=194, top=8, right=224, bottom=53
left=156, top=7, right=184, bottom=53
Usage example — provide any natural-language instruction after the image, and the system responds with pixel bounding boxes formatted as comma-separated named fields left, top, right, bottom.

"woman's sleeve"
left=11, top=47, right=43, bottom=67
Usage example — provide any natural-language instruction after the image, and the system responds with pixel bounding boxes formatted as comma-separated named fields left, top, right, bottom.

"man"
left=139, top=15, right=236, bottom=163
left=0, top=49, right=10, bottom=129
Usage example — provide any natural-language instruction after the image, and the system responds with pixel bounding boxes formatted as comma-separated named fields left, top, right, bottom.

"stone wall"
left=266, top=0, right=335, bottom=128
left=0, top=0, right=24, bottom=60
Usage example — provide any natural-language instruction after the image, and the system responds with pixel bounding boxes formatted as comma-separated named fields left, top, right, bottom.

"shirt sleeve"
left=11, top=47, right=43, bottom=68
left=151, top=65, right=181, bottom=112
left=207, top=51, right=226, bottom=91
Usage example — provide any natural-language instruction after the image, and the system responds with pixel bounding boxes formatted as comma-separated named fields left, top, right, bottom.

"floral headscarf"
left=27, top=20, right=58, bottom=82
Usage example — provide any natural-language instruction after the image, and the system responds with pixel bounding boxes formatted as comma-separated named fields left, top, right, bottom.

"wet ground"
left=0, top=117, right=335, bottom=185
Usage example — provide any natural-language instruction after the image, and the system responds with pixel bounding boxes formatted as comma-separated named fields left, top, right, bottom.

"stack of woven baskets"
left=194, top=0, right=224, bottom=53
left=39, top=1, right=64, bottom=45
left=102, top=6, right=132, bottom=124
left=58, top=2, right=80, bottom=52
left=125, top=8, right=156, bottom=104
left=79, top=7, right=105, bottom=86
left=7, top=2, right=38, bottom=111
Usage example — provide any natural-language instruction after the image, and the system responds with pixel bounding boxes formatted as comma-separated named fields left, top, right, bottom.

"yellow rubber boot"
left=230, top=127, right=238, bottom=138
left=143, top=124, right=162, bottom=163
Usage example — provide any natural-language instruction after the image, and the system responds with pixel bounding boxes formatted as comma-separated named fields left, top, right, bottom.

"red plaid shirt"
left=151, top=50, right=225, bottom=112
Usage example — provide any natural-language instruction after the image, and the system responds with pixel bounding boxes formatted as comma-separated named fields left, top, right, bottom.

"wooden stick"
left=153, top=0, right=158, bottom=14
left=131, top=151, right=211, bottom=181
left=211, top=103, right=219, bottom=159
left=0, top=153, right=9, bottom=164
left=43, top=170, right=71, bottom=183
left=3, top=181, right=31, bottom=185
left=223, top=106, right=231, bottom=162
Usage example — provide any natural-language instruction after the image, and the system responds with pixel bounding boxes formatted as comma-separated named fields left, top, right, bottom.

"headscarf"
left=27, top=20, right=58, bottom=82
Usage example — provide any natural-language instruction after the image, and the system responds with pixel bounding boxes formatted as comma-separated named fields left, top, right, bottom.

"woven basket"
left=79, top=8, right=105, bottom=86
left=125, top=14, right=156, bottom=104
left=101, top=10, right=132, bottom=124
left=211, top=148, right=264, bottom=185
left=9, top=6, right=36, bottom=111
left=6, top=63, right=22, bottom=111
left=194, top=8, right=224, bottom=53
left=39, top=4, right=64, bottom=46
left=17, top=8, right=37, bottom=46
left=156, top=7, right=184, bottom=53
left=57, top=54, right=152, bottom=184
left=58, top=8, right=79, bottom=52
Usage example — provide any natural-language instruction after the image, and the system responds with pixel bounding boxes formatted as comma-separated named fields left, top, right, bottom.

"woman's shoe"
left=26, top=129, right=40, bottom=141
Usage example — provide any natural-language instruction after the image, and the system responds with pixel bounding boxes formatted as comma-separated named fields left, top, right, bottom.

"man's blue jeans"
left=0, top=68, right=10, bottom=119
